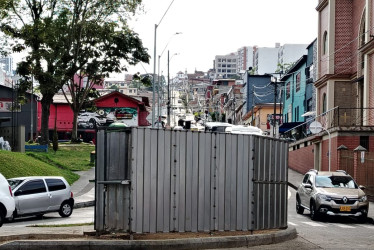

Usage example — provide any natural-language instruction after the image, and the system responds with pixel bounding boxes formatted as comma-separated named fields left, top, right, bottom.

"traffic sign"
left=309, top=121, right=323, bottom=134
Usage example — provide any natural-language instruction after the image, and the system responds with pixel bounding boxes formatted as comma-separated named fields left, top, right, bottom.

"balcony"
left=284, top=107, right=374, bottom=141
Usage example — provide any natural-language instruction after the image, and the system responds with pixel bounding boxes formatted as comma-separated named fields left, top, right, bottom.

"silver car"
left=296, top=169, right=369, bottom=221
left=8, top=176, right=74, bottom=219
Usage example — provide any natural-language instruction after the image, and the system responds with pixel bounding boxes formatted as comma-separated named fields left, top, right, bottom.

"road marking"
left=336, top=224, right=355, bottom=228
left=288, top=222, right=297, bottom=226
left=302, top=221, right=326, bottom=227
left=361, top=225, right=374, bottom=229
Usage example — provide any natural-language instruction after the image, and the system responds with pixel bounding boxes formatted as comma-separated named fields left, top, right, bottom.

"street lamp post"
left=151, top=0, right=175, bottom=127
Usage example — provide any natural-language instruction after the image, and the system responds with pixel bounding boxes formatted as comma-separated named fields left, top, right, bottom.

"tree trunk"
left=71, top=110, right=79, bottom=142
left=40, top=94, right=53, bottom=145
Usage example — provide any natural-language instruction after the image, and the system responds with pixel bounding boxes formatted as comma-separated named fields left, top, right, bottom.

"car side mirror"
left=359, top=185, right=366, bottom=190
left=304, top=183, right=312, bottom=189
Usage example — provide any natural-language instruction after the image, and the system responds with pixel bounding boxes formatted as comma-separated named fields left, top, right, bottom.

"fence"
left=95, top=127, right=289, bottom=233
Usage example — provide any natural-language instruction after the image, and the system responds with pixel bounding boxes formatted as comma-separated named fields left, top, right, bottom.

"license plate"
left=340, top=206, right=351, bottom=212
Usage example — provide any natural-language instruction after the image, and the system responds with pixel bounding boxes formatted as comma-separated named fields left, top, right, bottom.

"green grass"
left=0, top=144, right=95, bottom=185
left=27, top=144, right=95, bottom=171
left=0, top=150, right=79, bottom=184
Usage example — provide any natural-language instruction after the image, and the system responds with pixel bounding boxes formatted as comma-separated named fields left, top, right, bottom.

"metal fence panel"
left=96, top=128, right=289, bottom=233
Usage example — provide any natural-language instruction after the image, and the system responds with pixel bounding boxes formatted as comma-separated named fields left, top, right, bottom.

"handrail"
left=284, top=106, right=339, bottom=134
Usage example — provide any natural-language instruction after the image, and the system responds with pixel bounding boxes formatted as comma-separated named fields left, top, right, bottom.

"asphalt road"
left=3, top=187, right=374, bottom=249
left=213, top=187, right=374, bottom=250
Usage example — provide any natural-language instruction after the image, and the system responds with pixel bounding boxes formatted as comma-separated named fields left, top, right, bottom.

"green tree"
left=1, top=0, right=148, bottom=144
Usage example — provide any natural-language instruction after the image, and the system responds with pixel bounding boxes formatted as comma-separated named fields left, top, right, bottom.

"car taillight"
left=8, top=186, right=13, bottom=197
left=71, top=191, right=74, bottom=198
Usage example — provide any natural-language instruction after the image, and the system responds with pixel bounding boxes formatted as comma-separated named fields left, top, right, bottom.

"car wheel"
left=296, top=196, right=304, bottom=214
left=358, top=213, right=368, bottom=223
left=310, top=201, right=319, bottom=221
left=0, top=211, right=4, bottom=227
left=89, top=118, right=97, bottom=128
left=59, top=201, right=73, bottom=217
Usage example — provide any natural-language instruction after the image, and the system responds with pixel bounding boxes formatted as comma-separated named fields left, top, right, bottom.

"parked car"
left=78, top=112, right=114, bottom=128
left=0, top=173, right=15, bottom=226
left=7, top=176, right=74, bottom=219
left=296, top=169, right=369, bottom=221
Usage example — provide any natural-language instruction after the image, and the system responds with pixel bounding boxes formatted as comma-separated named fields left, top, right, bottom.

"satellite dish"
left=309, top=121, right=323, bottom=134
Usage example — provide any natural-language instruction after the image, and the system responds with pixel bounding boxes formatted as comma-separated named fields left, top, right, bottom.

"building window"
left=286, top=82, right=290, bottom=99
left=296, top=72, right=301, bottom=92
left=218, top=64, right=221, bottom=67
left=322, top=93, right=327, bottom=113
left=323, top=31, right=328, bottom=55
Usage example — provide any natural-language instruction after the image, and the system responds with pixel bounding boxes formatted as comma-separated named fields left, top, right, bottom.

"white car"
left=8, top=176, right=74, bottom=219
left=0, top=173, right=15, bottom=226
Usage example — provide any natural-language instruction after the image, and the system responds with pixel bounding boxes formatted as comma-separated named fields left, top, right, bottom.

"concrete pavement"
left=0, top=168, right=309, bottom=249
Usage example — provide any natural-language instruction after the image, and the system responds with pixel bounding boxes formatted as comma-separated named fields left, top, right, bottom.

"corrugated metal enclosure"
left=95, top=127, right=288, bottom=233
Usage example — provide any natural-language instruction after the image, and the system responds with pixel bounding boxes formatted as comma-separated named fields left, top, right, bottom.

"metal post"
left=152, top=24, right=158, bottom=128
left=157, top=55, right=161, bottom=128
left=167, top=50, right=171, bottom=126
left=273, top=78, right=277, bottom=138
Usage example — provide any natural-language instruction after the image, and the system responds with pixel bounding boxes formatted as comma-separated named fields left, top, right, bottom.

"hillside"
left=0, top=150, right=81, bottom=185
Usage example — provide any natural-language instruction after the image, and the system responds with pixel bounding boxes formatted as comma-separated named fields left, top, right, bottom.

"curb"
left=74, top=200, right=95, bottom=209
left=0, top=226, right=297, bottom=250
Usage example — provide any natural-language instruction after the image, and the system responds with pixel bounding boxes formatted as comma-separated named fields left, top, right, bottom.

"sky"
left=9, top=0, right=319, bottom=80
left=122, top=0, right=319, bottom=79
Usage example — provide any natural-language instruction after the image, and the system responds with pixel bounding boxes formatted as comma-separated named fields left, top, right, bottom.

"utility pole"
left=167, top=50, right=171, bottom=126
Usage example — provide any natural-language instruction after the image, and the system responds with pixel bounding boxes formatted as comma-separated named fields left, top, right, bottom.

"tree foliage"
left=0, top=0, right=149, bottom=144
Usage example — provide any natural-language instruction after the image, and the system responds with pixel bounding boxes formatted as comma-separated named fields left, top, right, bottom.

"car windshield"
left=315, top=176, right=357, bottom=189
left=8, top=179, right=25, bottom=190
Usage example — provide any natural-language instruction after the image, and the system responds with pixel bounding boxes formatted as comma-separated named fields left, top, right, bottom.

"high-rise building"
left=237, top=46, right=254, bottom=73
left=0, top=57, right=13, bottom=75
left=214, top=53, right=237, bottom=79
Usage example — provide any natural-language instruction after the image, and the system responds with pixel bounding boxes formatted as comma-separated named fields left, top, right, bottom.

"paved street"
left=2, top=168, right=374, bottom=249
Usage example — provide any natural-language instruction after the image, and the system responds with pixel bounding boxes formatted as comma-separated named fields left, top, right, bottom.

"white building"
left=214, top=53, right=238, bottom=79
left=254, top=45, right=280, bottom=75
left=278, top=44, right=308, bottom=69
left=237, top=46, right=254, bottom=73
left=0, top=57, right=13, bottom=75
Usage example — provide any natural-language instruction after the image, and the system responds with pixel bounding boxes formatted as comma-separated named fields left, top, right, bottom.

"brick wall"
left=335, top=0, right=354, bottom=75
left=289, top=144, right=314, bottom=174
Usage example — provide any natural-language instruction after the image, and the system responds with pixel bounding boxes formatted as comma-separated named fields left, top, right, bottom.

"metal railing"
left=284, top=107, right=374, bottom=141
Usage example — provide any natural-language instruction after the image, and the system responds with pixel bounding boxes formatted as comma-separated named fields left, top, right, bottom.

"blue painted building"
left=281, top=39, right=316, bottom=125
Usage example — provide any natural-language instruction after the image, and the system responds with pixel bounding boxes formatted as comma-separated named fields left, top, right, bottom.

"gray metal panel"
left=217, top=134, right=226, bottom=231
left=203, top=133, right=212, bottom=231
left=230, top=134, right=237, bottom=230
left=135, top=128, right=145, bottom=233
left=178, top=131, right=186, bottom=232
left=163, top=130, right=171, bottom=232
left=191, top=132, right=199, bottom=232
left=224, top=134, right=232, bottom=230
left=97, top=128, right=289, bottom=234
left=210, top=133, right=217, bottom=231
left=156, top=129, right=165, bottom=232
left=248, top=135, right=255, bottom=231
left=149, top=129, right=158, bottom=233
left=185, top=131, right=193, bottom=232
left=197, top=132, right=206, bottom=231
left=236, top=135, right=244, bottom=230
left=95, top=130, right=105, bottom=231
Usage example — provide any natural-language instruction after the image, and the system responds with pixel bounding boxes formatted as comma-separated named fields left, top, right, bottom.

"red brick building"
left=289, top=1, right=374, bottom=177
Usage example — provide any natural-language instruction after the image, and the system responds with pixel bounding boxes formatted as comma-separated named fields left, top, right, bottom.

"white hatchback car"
left=0, top=173, right=15, bottom=226
left=8, top=176, right=74, bottom=219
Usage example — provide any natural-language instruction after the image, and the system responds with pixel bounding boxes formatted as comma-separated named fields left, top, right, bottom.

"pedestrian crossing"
left=288, top=220, right=374, bottom=229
